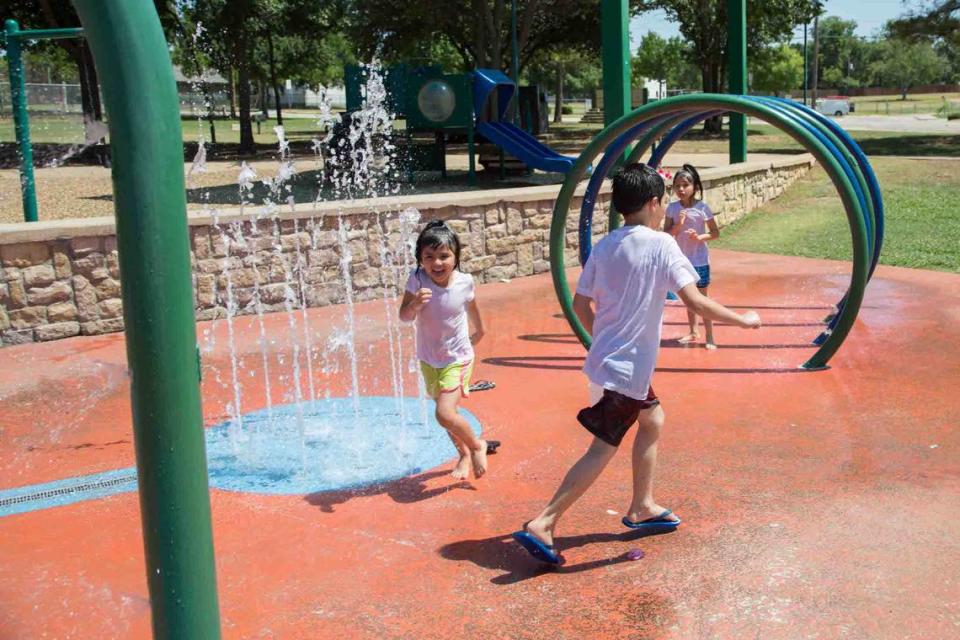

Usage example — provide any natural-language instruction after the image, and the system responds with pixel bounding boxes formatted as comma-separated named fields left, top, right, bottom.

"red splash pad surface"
left=1, top=250, right=958, bottom=639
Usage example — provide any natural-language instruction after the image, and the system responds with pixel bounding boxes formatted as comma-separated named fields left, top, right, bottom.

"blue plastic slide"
left=476, top=121, right=575, bottom=173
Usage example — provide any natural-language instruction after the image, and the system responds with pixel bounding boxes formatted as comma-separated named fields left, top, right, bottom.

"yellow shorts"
left=420, top=360, right=474, bottom=399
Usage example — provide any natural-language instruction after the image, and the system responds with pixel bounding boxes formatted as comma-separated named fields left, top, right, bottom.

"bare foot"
left=525, top=518, right=554, bottom=548
left=470, top=441, right=488, bottom=478
left=677, top=333, right=699, bottom=345
left=625, top=503, right=680, bottom=524
left=705, top=342, right=718, bottom=350
left=451, top=454, right=470, bottom=480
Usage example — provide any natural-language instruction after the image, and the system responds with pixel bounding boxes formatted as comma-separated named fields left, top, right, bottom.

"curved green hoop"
left=550, top=94, right=871, bottom=370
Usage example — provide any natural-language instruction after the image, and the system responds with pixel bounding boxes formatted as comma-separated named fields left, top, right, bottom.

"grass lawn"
left=847, top=92, right=960, bottom=116
left=713, top=156, right=960, bottom=273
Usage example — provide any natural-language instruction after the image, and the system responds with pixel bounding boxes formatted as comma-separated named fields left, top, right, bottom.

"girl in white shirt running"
left=399, top=220, right=491, bottom=480
left=665, top=164, right=722, bottom=349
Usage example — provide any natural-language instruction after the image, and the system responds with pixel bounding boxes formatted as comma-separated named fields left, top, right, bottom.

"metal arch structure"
left=70, top=1, right=222, bottom=638
left=550, top=93, right=884, bottom=371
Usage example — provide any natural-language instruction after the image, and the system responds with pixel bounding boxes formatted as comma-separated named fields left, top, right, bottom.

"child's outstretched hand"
left=413, top=288, right=432, bottom=309
left=684, top=228, right=701, bottom=241
left=740, top=310, right=761, bottom=329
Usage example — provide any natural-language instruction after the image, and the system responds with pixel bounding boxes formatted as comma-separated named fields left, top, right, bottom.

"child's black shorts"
left=576, top=387, right=659, bottom=447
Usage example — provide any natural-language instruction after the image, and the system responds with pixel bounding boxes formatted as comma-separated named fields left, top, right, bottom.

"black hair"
left=611, top=163, right=665, bottom=215
left=414, top=220, right=461, bottom=273
left=673, top=163, right=703, bottom=200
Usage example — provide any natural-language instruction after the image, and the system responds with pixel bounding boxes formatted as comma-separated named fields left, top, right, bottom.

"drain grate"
left=0, top=473, right=137, bottom=508
left=0, top=468, right=138, bottom=517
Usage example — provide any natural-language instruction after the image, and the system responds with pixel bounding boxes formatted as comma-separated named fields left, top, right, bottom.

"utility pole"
left=803, top=22, right=808, bottom=105
left=811, top=13, right=820, bottom=107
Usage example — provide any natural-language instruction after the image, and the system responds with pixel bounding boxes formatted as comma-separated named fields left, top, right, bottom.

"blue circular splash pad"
left=205, top=396, right=481, bottom=494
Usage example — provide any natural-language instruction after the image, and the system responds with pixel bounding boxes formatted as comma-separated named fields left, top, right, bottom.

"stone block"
left=528, top=213, right=552, bottom=229
left=517, top=244, right=534, bottom=277
left=2, top=328, right=34, bottom=345
left=2, top=267, right=20, bottom=282
left=2, top=242, right=50, bottom=267
left=196, top=307, right=226, bottom=322
left=9, top=306, right=46, bottom=329
left=259, top=283, right=289, bottom=304
left=21, top=264, right=55, bottom=287
left=35, top=321, right=81, bottom=341
left=210, top=233, right=229, bottom=258
left=533, top=259, right=551, bottom=273
left=73, top=253, right=105, bottom=278
left=53, top=251, right=72, bottom=279
left=281, top=232, right=311, bottom=252
left=485, top=265, right=517, bottom=281
left=462, top=255, right=496, bottom=273
left=446, top=220, right=469, bottom=234
left=47, top=302, right=78, bottom=322
left=486, top=236, right=516, bottom=255
left=308, top=249, right=339, bottom=267
left=81, top=317, right=125, bottom=335
left=95, top=278, right=122, bottom=300
left=485, top=223, right=507, bottom=238
left=27, top=281, right=72, bottom=305
left=351, top=266, right=381, bottom=289
left=0, top=307, right=7, bottom=331
left=98, top=298, right=124, bottom=319
left=70, top=236, right=101, bottom=257
left=73, top=275, right=99, bottom=321
left=8, top=279, right=26, bottom=308
left=106, top=252, right=121, bottom=279
left=103, top=237, right=117, bottom=253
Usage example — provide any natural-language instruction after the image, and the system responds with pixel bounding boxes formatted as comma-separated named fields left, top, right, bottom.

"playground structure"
left=4, top=1, right=886, bottom=638
left=3, top=19, right=85, bottom=222
left=343, top=64, right=573, bottom=183
left=550, top=93, right=883, bottom=371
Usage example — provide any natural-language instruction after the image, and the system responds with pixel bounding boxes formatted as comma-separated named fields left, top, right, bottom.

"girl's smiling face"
left=674, top=176, right=695, bottom=203
left=421, top=244, right=456, bottom=286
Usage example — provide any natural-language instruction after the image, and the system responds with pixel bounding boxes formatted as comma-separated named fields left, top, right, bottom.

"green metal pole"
left=727, top=0, right=747, bottom=163
left=600, top=0, right=631, bottom=129
left=511, top=0, right=520, bottom=125
left=4, top=20, right=39, bottom=223
left=69, top=2, right=222, bottom=638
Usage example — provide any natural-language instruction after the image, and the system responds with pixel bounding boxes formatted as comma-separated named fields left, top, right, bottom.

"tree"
left=889, top=0, right=959, bottom=46
left=751, top=43, right=803, bottom=96
left=0, top=0, right=179, bottom=142
left=869, top=38, right=945, bottom=99
left=184, top=0, right=345, bottom=154
left=632, top=32, right=699, bottom=91
left=636, top=0, right=821, bottom=132
left=348, top=0, right=646, bottom=74
left=526, top=48, right=599, bottom=122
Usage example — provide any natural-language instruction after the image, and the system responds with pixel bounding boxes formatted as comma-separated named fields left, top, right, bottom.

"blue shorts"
left=694, top=265, right=711, bottom=289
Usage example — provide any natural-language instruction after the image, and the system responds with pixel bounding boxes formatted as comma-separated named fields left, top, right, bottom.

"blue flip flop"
left=622, top=509, right=681, bottom=531
left=512, top=530, right=562, bottom=565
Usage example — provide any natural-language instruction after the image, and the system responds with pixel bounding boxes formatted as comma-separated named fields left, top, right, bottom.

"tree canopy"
left=347, top=0, right=646, bottom=73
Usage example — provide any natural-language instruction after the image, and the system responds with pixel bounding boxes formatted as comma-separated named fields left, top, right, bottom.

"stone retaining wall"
left=0, top=155, right=813, bottom=345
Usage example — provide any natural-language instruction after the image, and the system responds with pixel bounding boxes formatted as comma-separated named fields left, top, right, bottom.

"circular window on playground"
left=417, top=80, right=456, bottom=123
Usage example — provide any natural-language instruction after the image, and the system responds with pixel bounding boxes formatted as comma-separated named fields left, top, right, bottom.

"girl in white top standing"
left=399, top=220, right=491, bottom=480
left=665, top=164, right=721, bottom=349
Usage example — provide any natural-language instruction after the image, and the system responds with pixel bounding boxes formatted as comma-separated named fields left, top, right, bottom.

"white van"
left=816, top=97, right=851, bottom=117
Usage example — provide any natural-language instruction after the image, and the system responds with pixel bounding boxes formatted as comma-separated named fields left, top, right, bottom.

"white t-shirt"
left=405, top=269, right=475, bottom=368
left=666, top=200, right=714, bottom=267
left=576, top=225, right=697, bottom=400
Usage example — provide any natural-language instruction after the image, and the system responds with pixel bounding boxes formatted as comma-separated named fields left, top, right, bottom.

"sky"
left=629, top=0, right=913, bottom=50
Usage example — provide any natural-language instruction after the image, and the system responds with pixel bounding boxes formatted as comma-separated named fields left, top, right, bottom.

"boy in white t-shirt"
left=513, top=164, right=761, bottom=565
